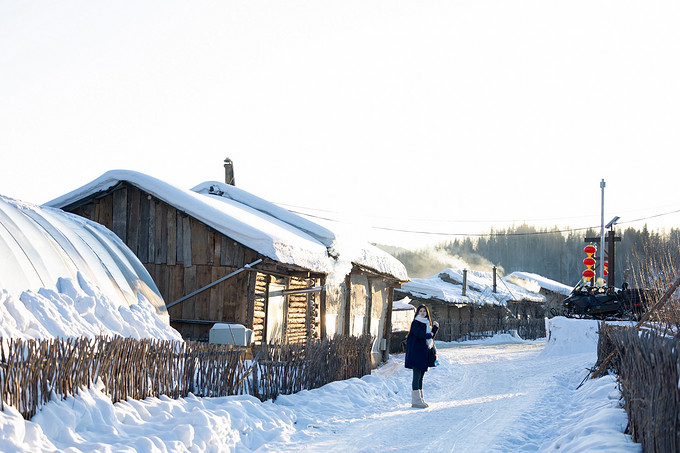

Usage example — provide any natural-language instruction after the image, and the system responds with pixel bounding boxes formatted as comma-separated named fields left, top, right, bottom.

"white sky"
left=1, top=0, right=679, bottom=249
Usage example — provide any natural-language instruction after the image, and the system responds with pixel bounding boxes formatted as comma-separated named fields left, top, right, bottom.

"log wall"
left=286, top=276, right=313, bottom=344
left=252, top=273, right=269, bottom=343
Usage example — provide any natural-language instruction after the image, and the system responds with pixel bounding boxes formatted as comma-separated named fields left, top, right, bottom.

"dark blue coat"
left=404, top=319, right=438, bottom=372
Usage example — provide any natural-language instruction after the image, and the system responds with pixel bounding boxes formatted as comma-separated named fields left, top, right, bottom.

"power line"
left=286, top=207, right=680, bottom=239
left=279, top=203, right=595, bottom=224
left=288, top=209, right=595, bottom=237
left=618, top=208, right=680, bottom=225
left=278, top=201, right=680, bottom=225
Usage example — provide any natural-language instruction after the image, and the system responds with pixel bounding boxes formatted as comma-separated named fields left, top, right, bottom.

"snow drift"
left=0, top=194, right=179, bottom=340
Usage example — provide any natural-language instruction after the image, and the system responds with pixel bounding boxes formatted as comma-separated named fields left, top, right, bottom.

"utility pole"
left=224, top=157, right=235, bottom=186
left=600, top=179, right=606, bottom=281
left=606, top=228, right=620, bottom=287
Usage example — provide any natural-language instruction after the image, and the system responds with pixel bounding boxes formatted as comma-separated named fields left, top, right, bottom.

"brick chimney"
left=224, top=158, right=235, bottom=186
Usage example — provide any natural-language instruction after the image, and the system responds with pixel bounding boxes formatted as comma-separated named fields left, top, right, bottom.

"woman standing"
left=404, top=304, right=439, bottom=408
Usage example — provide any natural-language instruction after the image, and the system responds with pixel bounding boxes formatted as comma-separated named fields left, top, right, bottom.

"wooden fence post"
left=252, top=360, right=259, bottom=399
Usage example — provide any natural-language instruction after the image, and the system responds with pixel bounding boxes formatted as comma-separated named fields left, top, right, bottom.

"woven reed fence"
left=437, top=317, right=545, bottom=342
left=252, top=335, right=374, bottom=401
left=597, top=324, right=679, bottom=452
left=0, top=334, right=374, bottom=420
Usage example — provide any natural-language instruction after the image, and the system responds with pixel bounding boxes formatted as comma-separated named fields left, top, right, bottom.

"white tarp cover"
left=0, top=194, right=166, bottom=316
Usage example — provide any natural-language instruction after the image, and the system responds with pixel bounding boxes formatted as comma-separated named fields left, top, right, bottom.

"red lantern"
left=584, top=245, right=597, bottom=255
left=604, top=261, right=609, bottom=269
left=583, top=257, right=596, bottom=267
left=582, top=269, right=595, bottom=279
left=604, top=270, right=609, bottom=276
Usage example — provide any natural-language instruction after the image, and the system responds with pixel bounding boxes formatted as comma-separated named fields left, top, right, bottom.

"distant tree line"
left=389, top=224, right=680, bottom=287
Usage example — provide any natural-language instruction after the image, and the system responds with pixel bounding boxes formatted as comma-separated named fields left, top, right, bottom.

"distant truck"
left=560, top=281, right=648, bottom=320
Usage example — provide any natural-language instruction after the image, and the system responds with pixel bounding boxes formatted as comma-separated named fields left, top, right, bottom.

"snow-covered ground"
left=0, top=317, right=640, bottom=452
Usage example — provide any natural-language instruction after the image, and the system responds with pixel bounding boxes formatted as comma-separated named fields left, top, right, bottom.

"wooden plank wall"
left=69, top=184, right=261, bottom=341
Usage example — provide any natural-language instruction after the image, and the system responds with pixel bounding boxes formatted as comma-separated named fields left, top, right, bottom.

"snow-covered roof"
left=506, top=271, right=574, bottom=296
left=46, top=170, right=408, bottom=281
left=192, top=181, right=335, bottom=248
left=0, top=194, right=179, bottom=340
left=399, top=268, right=546, bottom=306
left=393, top=296, right=415, bottom=311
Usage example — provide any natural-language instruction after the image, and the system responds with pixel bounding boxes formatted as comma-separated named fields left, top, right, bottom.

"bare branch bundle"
left=598, top=328, right=680, bottom=451
left=1, top=333, right=374, bottom=419
left=252, top=334, right=374, bottom=401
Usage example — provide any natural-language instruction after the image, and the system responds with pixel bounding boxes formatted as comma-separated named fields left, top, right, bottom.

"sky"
left=1, top=0, right=679, bottom=249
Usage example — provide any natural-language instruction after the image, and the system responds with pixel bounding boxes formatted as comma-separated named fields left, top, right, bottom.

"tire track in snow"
left=264, top=340, right=594, bottom=453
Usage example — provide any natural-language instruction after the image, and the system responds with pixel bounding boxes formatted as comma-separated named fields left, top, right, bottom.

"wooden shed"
left=394, top=268, right=546, bottom=341
left=324, top=261, right=406, bottom=365
left=47, top=171, right=407, bottom=362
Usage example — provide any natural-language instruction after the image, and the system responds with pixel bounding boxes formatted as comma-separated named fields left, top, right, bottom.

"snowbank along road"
left=266, top=337, right=635, bottom=452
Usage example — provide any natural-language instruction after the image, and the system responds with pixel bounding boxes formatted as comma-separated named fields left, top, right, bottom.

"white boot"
left=420, top=389, right=429, bottom=407
left=411, top=390, right=428, bottom=408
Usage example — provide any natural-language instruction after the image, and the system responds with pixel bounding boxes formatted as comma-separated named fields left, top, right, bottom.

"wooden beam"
left=182, top=216, right=191, bottom=267
left=262, top=274, right=271, bottom=344
left=112, top=187, right=127, bottom=241
left=364, top=278, right=373, bottom=336
left=127, top=187, right=140, bottom=255
left=147, top=197, right=155, bottom=262
left=320, top=276, right=327, bottom=339
left=282, top=277, right=290, bottom=342
left=138, top=194, right=149, bottom=262
left=170, top=318, right=222, bottom=325
left=244, top=266, right=257, bottom=330
left=383, top=287, right=394, bottom=362
left=166, top=259, right=263, bottom=309
left=343, top=274, right=352, bottom=336
left=167, top=207, right=176, bottom=265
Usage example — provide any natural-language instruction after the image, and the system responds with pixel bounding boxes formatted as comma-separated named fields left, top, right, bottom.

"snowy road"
left=4, top=323, right=637, bottom=452
left=264, top=339, right=621, bottom=453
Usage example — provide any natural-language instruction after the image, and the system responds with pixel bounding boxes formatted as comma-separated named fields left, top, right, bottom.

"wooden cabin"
left=394, top=268, right=546, bottom=341
left=47, top=171, right=407, bottom=364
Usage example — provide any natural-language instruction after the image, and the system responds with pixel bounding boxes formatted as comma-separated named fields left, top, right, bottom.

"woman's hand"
left=433, top=321, right=439, bottom=328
